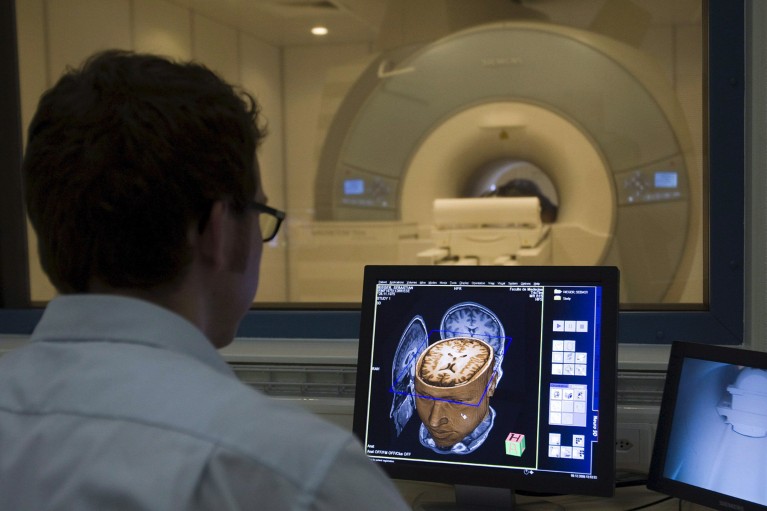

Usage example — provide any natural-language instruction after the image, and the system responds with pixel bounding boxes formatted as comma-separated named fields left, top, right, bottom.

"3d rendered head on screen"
left=414, top=337, right=498, bottom=454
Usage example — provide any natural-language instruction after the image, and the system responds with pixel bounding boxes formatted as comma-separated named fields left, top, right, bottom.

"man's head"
left=414, top=337, right=497, bottom=449
left=23, top=50, right=266, bottom=295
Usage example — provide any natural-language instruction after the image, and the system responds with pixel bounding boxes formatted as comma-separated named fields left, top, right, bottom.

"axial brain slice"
left=419, top=338, right=491, bottom=387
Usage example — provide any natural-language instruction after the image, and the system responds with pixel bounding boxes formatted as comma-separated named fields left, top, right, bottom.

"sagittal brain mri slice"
left=390, top=316, right=428, bottom=436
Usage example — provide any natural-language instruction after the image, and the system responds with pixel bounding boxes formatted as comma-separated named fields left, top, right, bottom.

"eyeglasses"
left=249, top=201, right=286, bottom=242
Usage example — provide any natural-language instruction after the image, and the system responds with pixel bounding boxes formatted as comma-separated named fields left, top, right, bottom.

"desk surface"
left=395, top=481, right=715, bottom=511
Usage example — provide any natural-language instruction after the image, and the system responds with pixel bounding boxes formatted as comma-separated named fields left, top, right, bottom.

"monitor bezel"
left=648, top=341, right=767, bottom=511
left=353, top=264, right=619, bottom=497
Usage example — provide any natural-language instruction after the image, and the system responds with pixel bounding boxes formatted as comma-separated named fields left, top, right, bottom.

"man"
left=0, top=50, right=409, bottom=510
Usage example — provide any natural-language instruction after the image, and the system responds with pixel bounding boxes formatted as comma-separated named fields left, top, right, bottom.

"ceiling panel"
left=164, top=0, right=703, bottom=47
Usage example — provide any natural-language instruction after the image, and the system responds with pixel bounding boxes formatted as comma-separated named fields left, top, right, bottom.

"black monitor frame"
left=353, top=265, right=619, bottom=504
left=648, top=341, right=767, bottom=510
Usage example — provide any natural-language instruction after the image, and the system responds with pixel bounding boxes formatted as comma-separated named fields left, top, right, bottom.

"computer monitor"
left=353, top=265, right=619, bottom=509
left=648, top=341, right=767, bottom=510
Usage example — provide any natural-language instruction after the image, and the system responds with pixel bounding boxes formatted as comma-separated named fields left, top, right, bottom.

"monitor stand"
left=414, top=485, right=565, bottom=511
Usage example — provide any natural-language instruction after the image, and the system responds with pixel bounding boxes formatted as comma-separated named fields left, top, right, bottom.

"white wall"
left=283, top=44, right=371, bottom=224
left=282, top=44, right=373, bottom=301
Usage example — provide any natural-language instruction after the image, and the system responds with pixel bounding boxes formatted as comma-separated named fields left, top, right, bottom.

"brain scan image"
left=441, top=302, right=504, bottom=341
left=441, top=302, right=506, bottom=382
left=418, top=338, right=492, bottom=387
left=414, top=337, right=498, bottom=454
left=390, top=316, right=428, bottom=436
left=389, top=302, right=506, bottom=455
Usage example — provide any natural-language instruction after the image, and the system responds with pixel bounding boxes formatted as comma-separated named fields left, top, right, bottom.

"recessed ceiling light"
left=311, top=26, right=329, bottom=36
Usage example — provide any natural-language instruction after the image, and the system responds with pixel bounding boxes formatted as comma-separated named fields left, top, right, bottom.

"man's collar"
left=32, top=294, right=234, bottom=377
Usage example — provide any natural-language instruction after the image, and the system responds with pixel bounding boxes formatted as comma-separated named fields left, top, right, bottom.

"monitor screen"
left=648, top=342, right=767, bottom=510
left=353, top=265, right=619, bottom=506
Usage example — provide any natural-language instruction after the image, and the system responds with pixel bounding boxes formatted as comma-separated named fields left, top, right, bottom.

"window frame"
left=0, top=0, right=745, bottom=347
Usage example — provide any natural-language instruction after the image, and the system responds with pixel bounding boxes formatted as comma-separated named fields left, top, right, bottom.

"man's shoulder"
left=107, top=343, right=356, bottom=459
left=142, top=347, right=358, bottom=464
left=1, top=337, right=354, bottom=460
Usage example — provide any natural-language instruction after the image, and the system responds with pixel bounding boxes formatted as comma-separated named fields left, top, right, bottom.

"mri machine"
left=295, top=20, right=699, bottom=304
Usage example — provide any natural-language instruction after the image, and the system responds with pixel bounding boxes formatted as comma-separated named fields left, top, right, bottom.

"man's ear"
left=195, top=201, right=231, bottom=271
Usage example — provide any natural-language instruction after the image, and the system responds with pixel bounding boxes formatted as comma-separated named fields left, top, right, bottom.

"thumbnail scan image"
left=390, top=302, right=507, bottom=455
